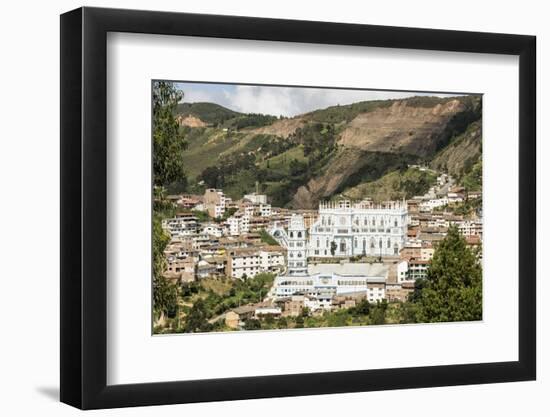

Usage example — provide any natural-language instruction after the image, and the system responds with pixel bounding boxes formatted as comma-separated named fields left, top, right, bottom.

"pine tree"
left=415, top=226, right=482, bottom=323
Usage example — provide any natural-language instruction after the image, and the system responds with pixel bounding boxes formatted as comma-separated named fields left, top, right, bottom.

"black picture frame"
left=60, top=6, right=536, bottom=410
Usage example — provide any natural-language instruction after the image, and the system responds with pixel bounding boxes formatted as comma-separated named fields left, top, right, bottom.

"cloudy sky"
left=175, top=81, right=462, bottom=117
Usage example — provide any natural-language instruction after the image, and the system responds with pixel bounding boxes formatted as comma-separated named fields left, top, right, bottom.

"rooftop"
left=308, top=262, right=389, bottom=278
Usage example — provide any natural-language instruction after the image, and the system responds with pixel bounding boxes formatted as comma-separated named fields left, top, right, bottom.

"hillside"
left=175, top=102, right=241, bottom=125
left=341, top=167, right=437, bottom=202
left=430, top=120, right=482, bottom=190
left=173, top=95, right=482, bottom=207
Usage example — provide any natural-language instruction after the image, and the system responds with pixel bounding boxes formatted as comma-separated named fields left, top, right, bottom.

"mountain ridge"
left=173, top=95, right=482, bottom=207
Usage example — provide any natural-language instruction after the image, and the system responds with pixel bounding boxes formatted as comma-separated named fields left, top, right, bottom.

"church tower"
left=287, top=214, right=308, bottom=276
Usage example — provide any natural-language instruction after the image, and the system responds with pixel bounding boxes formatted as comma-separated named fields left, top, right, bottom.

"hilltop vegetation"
left=341, top=167, right=437, bottom=202
left=176, top=102, right=278, bottom=129
left=168, top=91, right=482, bottom=207
left=431, top=120, right=482, bottom=191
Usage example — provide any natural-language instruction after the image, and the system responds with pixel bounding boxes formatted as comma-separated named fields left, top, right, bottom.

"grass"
left=180, top=129, right=242, bottom=178
left=259, top=229, right=279, bottom=246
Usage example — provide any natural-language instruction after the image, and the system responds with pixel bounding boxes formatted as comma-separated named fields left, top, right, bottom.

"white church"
left=269, top=199, right=408, bottom=305
left=309, top=199, right=408, bottom=258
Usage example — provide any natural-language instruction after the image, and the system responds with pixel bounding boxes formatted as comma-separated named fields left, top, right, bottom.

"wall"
left=0, top=0, right=546, bottom=415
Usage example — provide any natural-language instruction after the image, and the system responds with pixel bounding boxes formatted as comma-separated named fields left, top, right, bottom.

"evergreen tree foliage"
left=414, top=226, right=482, bottom=322
left=153, top=81, right=188, bottom=187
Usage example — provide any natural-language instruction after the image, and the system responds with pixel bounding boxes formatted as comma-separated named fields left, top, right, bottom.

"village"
left=159, top=167, right=482, bottom=331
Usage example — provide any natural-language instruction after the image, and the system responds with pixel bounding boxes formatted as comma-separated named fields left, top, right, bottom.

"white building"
left=226, top=212, right=251, bottom=236
left=227, top=248, right=285, bottom=279
left=397, top=260, right=410, bottom=283
left=201, top=223, right=225, bottom=238
left=419, top=198, right=449, bottom=212
left=162, top=213, right=199, bottom=238
left=259, top=203, right=272, bottom=217
left=457, top=219, right=483, bottom=236
left=287, top=214, right=308, bottom=275
left=308, top=200, right=408, bottom=257
left=243, top=192, right=268, bottom=205
left=227, top=216, right=241, bottom=236
left=273, top=263, right=388, bottom=304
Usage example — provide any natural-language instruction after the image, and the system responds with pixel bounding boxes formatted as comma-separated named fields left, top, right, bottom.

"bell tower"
left=287, top=214, right=308, bottom=276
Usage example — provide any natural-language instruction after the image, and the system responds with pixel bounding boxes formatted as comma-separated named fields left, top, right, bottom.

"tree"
left=153, top=81, right=188, bottom=187
left=414, top=226, right=482, bottom=323
left=184, top=299, right=210, bottom=333
left=370, top=307, right=386, bottom=325
left=152, top=215, right=178, bottom=319
left=353, top=299, right=370, bottom=316
left=330, top=241, right=337, bottom=256
left=243, top=318, right=261, bottom=330
left=200, top=166, right=224, bottom=189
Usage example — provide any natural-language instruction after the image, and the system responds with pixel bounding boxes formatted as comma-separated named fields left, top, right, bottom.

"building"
left=254, top=306, right=282, bottom=318
left=287, top=214, right=308, bottom=275
left=225, top=311, right=240, bottom=329
left=419, top=198, right=449, bottom=212
left=177, top=194, right=202, bottom=209
left=307, top=200, right=408, bottom=258
left=457, top=219, right=483, bottom=237
left=273, top=262, right=389, bottom=304
left=162, top=213, right=199, bottom=238
left=397, top=260, right=409, bottom=283
left=201, top=223, right=225, bottom=238
left=224, top=305, right=258, bottom=328
left=226, top=247, right=285, bottom=279
left=407, top=258, right=430, bottom=280
left=203, top=188, right=230, bottom=218
left=243, top=192, right=267, bottom=205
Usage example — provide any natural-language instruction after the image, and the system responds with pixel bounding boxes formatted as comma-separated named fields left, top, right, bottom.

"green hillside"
left=176, top=102, right=278, bottom=129
left=430, top=120, right=482, bottom=190
left=176, top=102, right=241, bottom=125
left=168, top=94, right=482, bottom=207
left=341, top=167, right=437, bottom=202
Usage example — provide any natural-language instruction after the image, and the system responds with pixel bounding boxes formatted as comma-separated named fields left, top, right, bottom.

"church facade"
left=307, top=200, right=408, bottom=258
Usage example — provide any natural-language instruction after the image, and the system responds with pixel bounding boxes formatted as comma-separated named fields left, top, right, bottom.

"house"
left=255, top=306, right=282, bottom=318
left=228, top=305, right=258, bottom=324
left=196, top=260, right=216, bottom=279
left=225, top=311, right=240, bottom=329
left=408, top=258, right=430, bottom=280
left=226, top=247, right=285, bottom=279
left=385, top=283, right=411, bottom=302
left=203, top=188, right=229, bottom=218
left=162, top=213, right=199, bottom=238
